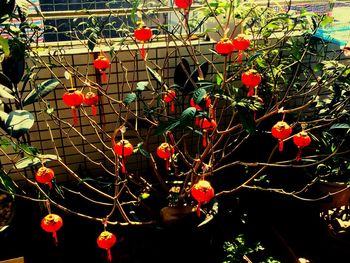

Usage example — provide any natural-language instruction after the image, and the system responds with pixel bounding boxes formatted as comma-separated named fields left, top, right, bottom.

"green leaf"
left=193, top=88, right=207, bottom=104
left=237, top=106, right=256, bottom=134
left=0, top=169, right=17, bottom=195
left=330, top=123, right=350, bottom=130
left=0, top=36, right=10, bottom=57
left=136, top=142, right=150, bottom=158
left=320, top=15, right=334, bottom=28
left=0, top=83, right=15, bottom=99
left=14, top=154, right=58, bottom=169
left=154, top=119, right=181, bottom=135
left=146, top=66, right=165, bottom=87
left=0, top=137, right=11, bottom=149
left=5, top=110, right=34, bottom=138
left=124, top=92, right=137, bottom=105
left=180, top=107, right=196, bottom=127
left=136, top=81, right=148, bottom=91
left=23, top=79, right=60, bottom=106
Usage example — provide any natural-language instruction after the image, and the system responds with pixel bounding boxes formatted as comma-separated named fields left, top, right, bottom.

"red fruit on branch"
left=241, top=69, right=262, bottom=97
left=191, top=180, right=215, bottom=217
left=271, top=121, right=292, bottom=152
left=215, top=38, right=235, bottom=56
left=157, top=142, right=175, bottom=171
left=84, top=91, right=99, bottom=116
left=97, top=231, right=117, bottom=262
left=293, top=131, right=311, bottom=161
left=134, top=26, right=153, bottom=60
left=233, top=34, right=250, bottom=63
left=174, top=0, right=192, bottom=9
left=114, top=140, right=134, bottom=174
left=195, top=118, right=217, bottom=147
left=62, top=89, right=84, bottom=126
left=163, top=89, right=176, bottom=112
left=190, top=96, right=212, bottom=111
left=41, top=214, right=63, bottom=246
left=94, top=55, right=110, bottom=82
left=35, top=166, right=54, bottom=189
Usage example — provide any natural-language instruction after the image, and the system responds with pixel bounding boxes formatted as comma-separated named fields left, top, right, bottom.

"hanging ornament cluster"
left=241, top=69, right=262, bottom=97
left=41, top=213, right=63, bottom=246
left=293, top=131, right=311, bottom=161
left=271, top=121, right=292, bottom=152
left=215, top=37, right=235, bottom=56
left=191, top=180, right=214, bottom=217
left=36, top=166, right=55, bottom=189
left=134, top=26, right=153, bottom=60
left=163, top=89, right=176, bottom=112
left=156, top=142, right=174, bottom=171
left=233, top=34, right=250, bottom=63
left=97, top=230, right=117, bottom=262
left=190, top=95, right=211, bottom=111
left=62, top=88, right=84, bottom=126
left=195, top=117, right=217, bottom=147
left=84, top=91, right=99, bottom=116
left=94, top=54, right=110, bottom=83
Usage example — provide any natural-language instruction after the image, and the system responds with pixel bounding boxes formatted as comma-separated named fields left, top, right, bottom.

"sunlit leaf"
left=23, top=79, right=60, bottom=106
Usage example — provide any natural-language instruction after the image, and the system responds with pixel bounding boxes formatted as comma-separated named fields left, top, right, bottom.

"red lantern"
left=241, top=69, right=262, bottom=97
left=163, top=89, right=176, bottom=112
left=215, top=38, right=235, bottom=56
left=271, top=121, right=292, bottom=152
left=35, top=166, right=54, bottom=189
left=94, top=55, right=110, bottom=83
left=195, top=118, right=217, bottom=147
left=174, top=0, right=192, bottom=9
left=233, top=34, right=250, bottom=63
left=293, top=131, right=311, bottom=161
left=114, top=140, right=134, bottom=174
left=191, top=180, right=214, bottom=217
left=62, top=89, right=84, bottom=126
left=134, top=26, right=153, bottom=60
left=157, top=142, right=175, bottom=171
left=97, top=231, right=117, bottom=262
left=84, top=91, right=99, bottom=116
left=190, top=96, right=211, bottom=111
left=41, top=214, right=63, bottom=246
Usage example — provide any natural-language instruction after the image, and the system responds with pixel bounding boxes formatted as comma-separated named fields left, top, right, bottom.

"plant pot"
left=314, top=181, right=350, bottom=211
left=160, top=206, right=196, bottom=225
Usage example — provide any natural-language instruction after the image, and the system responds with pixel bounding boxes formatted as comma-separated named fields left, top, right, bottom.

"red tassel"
left=296, top=148, right=302, bottom=161
left=91, top=105, right=97, bottom=116
left=72, top=107, right=78, bottom=126
left=107, top=249, right=112, bottom=262
left=279, top=140, right=284, bottom=152
left=141, top=44, right=146, bottom=60
left=101, top=70, right=107, bottom=83
left=52, top=231, right=58, bottom=246
left=171, top=101, right=175, bottom=112
left=238, top=50, right=243, bottom=64
left=202, top=131, right=207, bottom=147
left=247, top=86, right=254, bottom=97
left=48, top=181, right=52, bottom=189
left=121, top=158, right=126, bottom=174
left=197, top=202, right=201, bottom=217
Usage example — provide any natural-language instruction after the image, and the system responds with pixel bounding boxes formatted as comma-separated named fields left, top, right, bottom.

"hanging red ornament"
left=94, top=55, right=110, bottom=83
left=97, top=231, right=117, bottom=262
left=195, top=118, right=217, bottom=147
left=84, top=91, right=99, bottom=116
left=191, top=180, right=214, bottom=217
left=174, top=0, right=192, bottom=9
left=113, top=140, right=134, bottom=174
left=35, top=166, right=54, bottom=189
left=62, top=89, right=84, bottom=126
left=41, top=214, right=63, bottom=246
left=163, top=89, right=176, bottom=112
left=156, top=142, right=175, bottom=171
left=241, top=69, right=262, bottom=97
left=190, top=96, right=211, bottom=111
left=271, top=121, right=292, bottom=152
left=293, top=131, right=311, bottom=161
left=134, top=26, right=153, bottom=60
left=215, top=38, right=235, bottom=56
left=233, top=34, right=250, bottom=63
